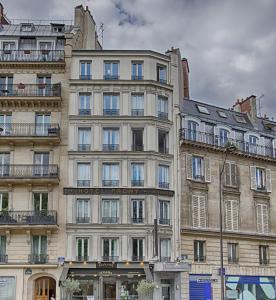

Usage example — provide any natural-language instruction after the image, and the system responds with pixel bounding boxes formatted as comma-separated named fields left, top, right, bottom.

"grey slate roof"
left=181, top=98, right=276, bottom=137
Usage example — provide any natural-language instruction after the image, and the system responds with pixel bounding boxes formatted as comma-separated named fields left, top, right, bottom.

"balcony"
left=102, top=217, right=119, bottom=224
left=79, top=109, right=91, bottom=116
left=132, top=217, right=144, bottom=224
left=76, top=217, right=90, bottom=224
left=76, top=256, right=89, bottom=262
left=0, top=210, right=57, bottom=226
left=132, top=144, right=144, bottom=151
left=79, top=75, right=92, bottom=80
left=0, top=50, right=64, bottom=62
left=104, top=75, right=119, bottom=80
left=158, top=111, right=168, bottom=120
left=77, top=180, right=90, bottom=187
left=102, top=180, right=119, bottom=187
left=0, top=83, right=61, bottom=97
left=78, top=144, right=91, bottom=151
left=103, top=109, right=120, bottom=116
left=29, top=254, right=48, bottom=264
left=132, top=256, right=145, bottom=262
left=159, top=182, right=170, bottom=189
left=131, top=109, right=144, bottom=116
left=102, top=144, right=119, bottom=151
left=0, top=254, right=8, bottom=263
left=0, top=164, right=59, bottom=183
left=102, top=256, right=119, bottom=262
left=159, top=218, right=170, bottom=225
left=180, top=128, right=276, bottom=160
left=131, top=180, right=144, bottom=187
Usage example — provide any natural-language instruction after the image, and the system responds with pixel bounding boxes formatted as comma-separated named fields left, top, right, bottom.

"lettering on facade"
left=64, top=187, right=174, bottom=196
left=96, top=262, right=117, bottom=269
left=98, top=271, right=113, bottom=276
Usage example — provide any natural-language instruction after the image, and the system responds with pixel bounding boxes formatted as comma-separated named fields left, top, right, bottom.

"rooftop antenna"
left=257, top=94, right=264, bottom=117
left=98, top=22, right=104, bottom=48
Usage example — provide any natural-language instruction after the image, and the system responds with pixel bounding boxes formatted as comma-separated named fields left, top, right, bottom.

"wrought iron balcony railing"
left=104, top=75, right=119, bottom=80
left=29, top=254, right=48, bottom=264
left=158, top=147, right=169, bottom=154
left=102, top=180, right=119, bottom=187
left=0, top=254, right=8, bottom=263
left=132, top=217, right=144, bottom=224
left=132, top=255, right=145, bottom=262
left=0, top=50, right=64, bottom=62
left=78, top=144, right=91, bottom=151
left=260, top=259, right=269, bottom=265
left=0, top=210, right=57, bottom=225
left=131, top=180, right=144, bottom=187
left=228, top=257, right=239, bottom=264
left=102, top=144, right=119, bottom=151
left=76, top=256, right=89, bottom=262
left=0, top=83, right=61, bottom=97
left=159, top=218, right=170, bottom=225
left=159, top=182, right=170, bottom=189
left=160, top=256, right=171, bottom=262
left=0, top=164, right=59, bottom=179
left=103, top=109, right=120, bottom=116
left=0, top=123, right=60, bottom=137
left=131, top=109, right=144, bottom=116
left=102, top=256, right=119, bottom=262
left=102, top=217, right=119, bottom=224
left=194, top=255, right=206, bottom=262
left=79, top=75, right=92, bottom=80
left=179, top=128, right=276, bottom=159
left=78, top=109, right=91, bottom=115
left=77, top=180, right=91, bottom=187
left=76, top=217, right=90, bottom=224
left=131, top=75, right=144, bottom=80
left=158, top=111, right=168, bottom=120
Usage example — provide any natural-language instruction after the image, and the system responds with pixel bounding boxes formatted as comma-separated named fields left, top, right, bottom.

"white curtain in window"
left=104, top=94, right=118, bottom=109
left=78, top=128, right=91, bottom=145
left=77, top=200, right=89, bottom=218
left=103, top=129, right=119, bottom=145
left=132, top=164, right=144, bottom=181
left=159, top=165, right=169, bottom=183
left=132, top=94, right=144, bottom=110
left=160, top=239, right=170, bottom=257
left=103, top=164, right=119, bottom=180
left=78, top=163, right=91, bottom=180
left=158, top=96, right=168, bottom=113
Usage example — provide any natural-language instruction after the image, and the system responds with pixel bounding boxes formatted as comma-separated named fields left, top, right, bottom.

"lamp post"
left=219, top=142, right=237, bottom=300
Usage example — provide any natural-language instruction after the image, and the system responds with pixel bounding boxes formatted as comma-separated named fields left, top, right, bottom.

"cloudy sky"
left=2, top=0, right=276, bottom=117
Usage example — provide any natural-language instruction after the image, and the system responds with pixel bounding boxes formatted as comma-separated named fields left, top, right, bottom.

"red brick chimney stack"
left=232, top=95, right=258, bottom=124
left=182, top=58, right=189, bottom=99
left=0, top=2, right=10, bottom=25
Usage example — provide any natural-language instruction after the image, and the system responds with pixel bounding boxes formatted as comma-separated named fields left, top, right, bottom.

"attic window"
left=196, top=104, right=210, bottom=114
left=235, top=115, right=247, bottom=124
left=217, top=111, right=227, bottom=118
left=20, top=23, right=34, bottom=32
left=51, top=24, right=65, bottom=33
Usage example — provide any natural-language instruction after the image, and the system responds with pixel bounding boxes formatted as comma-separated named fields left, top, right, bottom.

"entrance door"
left=104, top=282, right=116, bottom=300
left=34, top=277, right=55, bottom=300
left=162, top=284, right=171, bottom=300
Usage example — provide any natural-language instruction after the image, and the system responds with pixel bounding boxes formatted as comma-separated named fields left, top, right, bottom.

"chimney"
left=232, top=95, right=258, bottom=124
left=0, top=2, right=10, bottom=25
left=182, top=58, right=189, bottom=99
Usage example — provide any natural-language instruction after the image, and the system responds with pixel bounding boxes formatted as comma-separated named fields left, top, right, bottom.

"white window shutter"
left=199, top=195, right=207, bottom=228
left=199, top=122, right=205, bottom=143
left=225, top=200, right=232, bottom=230
left=259, top=137, right=265, bottom=156
left=204, top=157, right=211, bottom=182
left=232, top=200, right=239, bottom=231
left=186, top=154, right=193, bottom=180
left=262, top=204, right=269, bottom=233
left=250, top=166, right=257, bottom=190
left=266, top=169, right=272, bottom=192
left=225, top=162, right=231, bottom=186
left=231, top=163, right=238, bottom=187
left=256, top=204, right=262, bottom=233
left=192, top=195, right=199, bottom=228
left=192, top=195, right=206, bottom=228
left=273, top=139, right=276, bottom=158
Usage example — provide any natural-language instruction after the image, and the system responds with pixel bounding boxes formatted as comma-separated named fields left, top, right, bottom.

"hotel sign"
left=64, top=187, right=174, bottom=197
left=96, top=262, right=117, bottom=269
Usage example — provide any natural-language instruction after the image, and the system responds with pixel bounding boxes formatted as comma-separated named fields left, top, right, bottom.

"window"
left=0, top=193, right=8, bottom=211
left=78, top=128, right=91, bottom=151
left=160, top=238, right=171, bottom=262
left=0, top=153, right=10, bottom=176
left=157, top=65, right=167, bottom=83
left=249, top=135, right=258, bottom=154
left=159, top=200, right=170, bottom=225
left=103, top=128, right=119, bottom=151
left=103, top=94, right=119, bottom=115
left=256, top=203, right=269, bottom=234
left=187, top=120, right=198, bottom=141
left=104, top=61, right=119, bottom=80
left=228, top=243, right=238, bottom=263
left=196, top=105, right=209, bottom=114
left=235, top=115, right=247, bottom=124
left=33, top=193, right=48, bottom=212
left=35, top=113, right=51, bottom=136
left=250, top=166, right=271, bottom=192
left=132, top=129, right=143, bottom=151
left=225, top=161, right=237, bottom=187
left=80, top=61, right=92, bottom=80
left=187, top=154, right=211, bottom=183
left=102, top=163, right=119, bottom=186
left=37, top=75, right=51, bottom=96
left=76, top=237, right=89, bottom=261
left=132, top=238, right=144, bottom=261
left=259, top=245, right=269, bottom=265
left=21, top=23, right=34, bottom=32
left=194, top=240, right=205, bottom=262
left=219, top=128, right=229, bottom=146
left=77, top=163, right=91, bottom=187
left=0, top=236, right=6, bottom=263
left=0, top=75, right=13, bottom=96
left=256, top=168, right=266, bottom=190
left=132, top=62, right=143, bottom=80
left=217, top=111, right=227, bottom=118
left=131, top=94, right=144, bottom=116
left=103, top=238, right=118, bottom=261
left=79, top=93, right=91, bottom=115
left=102, top=199, right=119, bottom=223
left=192, top=156, right=204, bottom=181
left=158, top=130, right=168, bottom=154
left=31, top=235, right=47, bottom=263
left=0, top=276, right=15, bottom=300
left=131, top=163, right=144, bottom=186
left=192, top=195, right=207, bottom=228
left=76, top=199, right=90, bottom=223
left=132, top=199, right=144, bottom=223
left=225, top=200, right=239, bottom=231
left=158, top=165, right=169, bottom=189
left=0, top=114, right=12, bottom=136
left=33, top=152, right=49, bottom=176
left=158, top=96, right=168, bottom=120
left=3, top=42, right=15, bottom=51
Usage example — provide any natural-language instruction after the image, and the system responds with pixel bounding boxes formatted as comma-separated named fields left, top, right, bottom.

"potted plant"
left=18, top=83, right=25, bottom=89
left=61, top=278, right=80, bottom=300
left=136, top=280, right=156, bottom=299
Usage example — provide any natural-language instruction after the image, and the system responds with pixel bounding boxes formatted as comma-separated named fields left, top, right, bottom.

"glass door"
left=162, top=284, right=171, bottom=300
left=0, top=153, right=10, bottom=176
left=37, top=75, right=51, bottom=96
left=35, top=114, right=50, bottom=136
left=33, top=152, right=49, bottom=176
left=0, top=114, right=11, bottom=136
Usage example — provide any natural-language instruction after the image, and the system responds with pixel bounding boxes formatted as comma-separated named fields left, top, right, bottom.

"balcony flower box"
left=24, top=50, right=31, bottom=54
left=17, top=83, right=25, bottom=89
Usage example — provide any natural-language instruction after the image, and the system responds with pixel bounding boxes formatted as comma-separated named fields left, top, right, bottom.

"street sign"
left=25, top=268, right=32, bottom=275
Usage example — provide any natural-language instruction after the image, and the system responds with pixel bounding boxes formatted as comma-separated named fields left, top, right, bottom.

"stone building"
left=180, top=96, right=276, bottom=300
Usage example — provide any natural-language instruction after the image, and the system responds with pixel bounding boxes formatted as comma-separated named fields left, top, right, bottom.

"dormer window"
left=51, top=23, right=65, bottom=33
left=20, top=23, right=34, bottom=32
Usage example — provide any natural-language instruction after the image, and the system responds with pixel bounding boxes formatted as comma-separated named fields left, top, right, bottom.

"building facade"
left=180, top=96, right=276, bottom=300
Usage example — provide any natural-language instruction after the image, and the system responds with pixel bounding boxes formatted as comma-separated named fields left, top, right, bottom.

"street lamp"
left=219, top=141, right=237, bottom=300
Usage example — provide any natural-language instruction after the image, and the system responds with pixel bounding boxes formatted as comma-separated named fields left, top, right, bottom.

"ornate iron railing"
left=0, top=164, right=59, bottom=178
left=0, top=50, right=64, bottom=62
left=28, top=254, right=48, bottom=264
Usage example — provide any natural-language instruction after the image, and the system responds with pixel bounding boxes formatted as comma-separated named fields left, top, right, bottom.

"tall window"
left=157, top=65, right=167, bottom=83
left=192, top=156, right=204, bottom=181
left=132, top=129, right=143, bottom=151
left=103, top=238, right=118, bottom=261
left=187, top=120, right=198, bottom=141
left=102, top=163, right=119, bottom=186
left=132, top=238, right=144, bottom=261
left=192, top=195, right=207, bottom=228
left=250, top=166, right=271, bottom=192
left=77, top=163, right=91, bottom=187
left=78, top=128, right=91, bottom=151
left=76, top=199, right=90, bottom=223
left=33, top=193, right=48, bottom=212
left=219, top=128, right=229, bottom=146
left=228, top=243, right=238, bottom=264
left=0, top=193, right=8, bottom=212
left=103, top=94, right=119, bottom=115
left=132, top=199, right=144, bottom=223
left=158, top=165, right=169, bottom=189
left=194, top=240, right=205, bottom=262
left=80, top=61, right=92, bottom=80
left=256, top=168, right=265, bottom=190
left=103, top=128, right=119, bottom=151
left=132, top=62, right=143, bottom=80
left=249, top=135, right=258, bottom=154
left=35, top=113, right=51, bottom=136
left=159, top=200, right=170, bottom=225
left=79, top=93, right=91, bottom=115
left=31, top=236, right=47, bottom=263
left=158, top=130, right=168, bottom=154
left=225, top=161, right=237, bottom=187
left=160, top=238, right=170, bottom=262
left=76, top=237, right=89, bottom=261
left=33, top=152, right=49, bottom=176
left=102, top=199, right=119, bottom=223
left=131, top=163, right=144, bottom=186
left=0, top=75, right=13, bottom=96
left=0, top=153, right=10, bottom=176
left=256, top=203, right=269, bottom=234
left=0, top=114, right=12, bottom=135
left=0, top=236, right=7, bottom=263
left=157, top=96, right=168, bottom=120
left=225, top=200, right=239, bottom=231
left=131, top=94, right=144, bottom=116
left=259, top=245, right=269, bottom=265
left=37, top=75, right=51, bottom=96
left=104, top=61, right=119, bottom=80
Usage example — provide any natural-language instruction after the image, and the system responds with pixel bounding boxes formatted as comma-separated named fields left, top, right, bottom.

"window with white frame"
left=225, top=161, right=238, bottom=187
left=157, top=65, right=167, bottom=83
left=77, top=163, right=91, bottom=187
left=132, top=199, right=144, bottom=223
left=157, top=96, right=168, bottom=120
left=259, top=245, right=269, bottom=265
left=0, top=75, right=13, bottom=96
left=225, top=199, right=239, bottom=231
left=256, top=203, right=269, bottom=234
left=33, top=193, right=48, bottom=212
left=192, top=156, right=204, bottom=181
left=104, top=61, right=119, bottom=80
left=131, top=94, right=144, bottom=116
left=103, top=94, right=119, bottom=115
left=79, top=93, right=91, bottom=115
left=103, top=128, right=119, bottom=151
left=249, top=135, right=258, bottom=154
left=32, top=235, right=47, bottom=263
left=158, top=165, right=169, bottom=189
left=131, top=163, right=144, bottom=186
left=76, top=237, right=89, bottom=261
left=192, top=194, right=207, bottom=228
left=228, top=243, right=238, bottom=263
left=0, top=192, right=8, bottom=211
left=186, top=154, right=211, bottom=183
left=78, top=128, right=91, bottom=151
left=250, top=166, right=271, bottom=192
left=219, top=128, right=229, bottom=146
left=132, top=62, right=143, bottom=80
left=102, top=163, right=120, bottom=187
left=0, top=236, right=6, bottom=261
left=102, top=238, right=119, bottom=261
left=0, top=114, right=11, bottom=136
left=132, top=238, right=144, bottom=261
left=80, top=61, right=92, bottom=80
left=37, top=75, right=51, bottom=96
left=160, top=238, right=171, bottom=262
left=102, top=199, right=119, bottom=223
left=76, top=199, right=90, bottom=223
left=159, top=200, right=170, bottom=225
left=194, top=240, right=205, bottom=262
left=187, top=120, right=198, bottom=141
left=35, top=113, right=51, bottom=136
left=0, top=153, right=10, bottom=176
left=3, top=42, right=16, bottom=51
